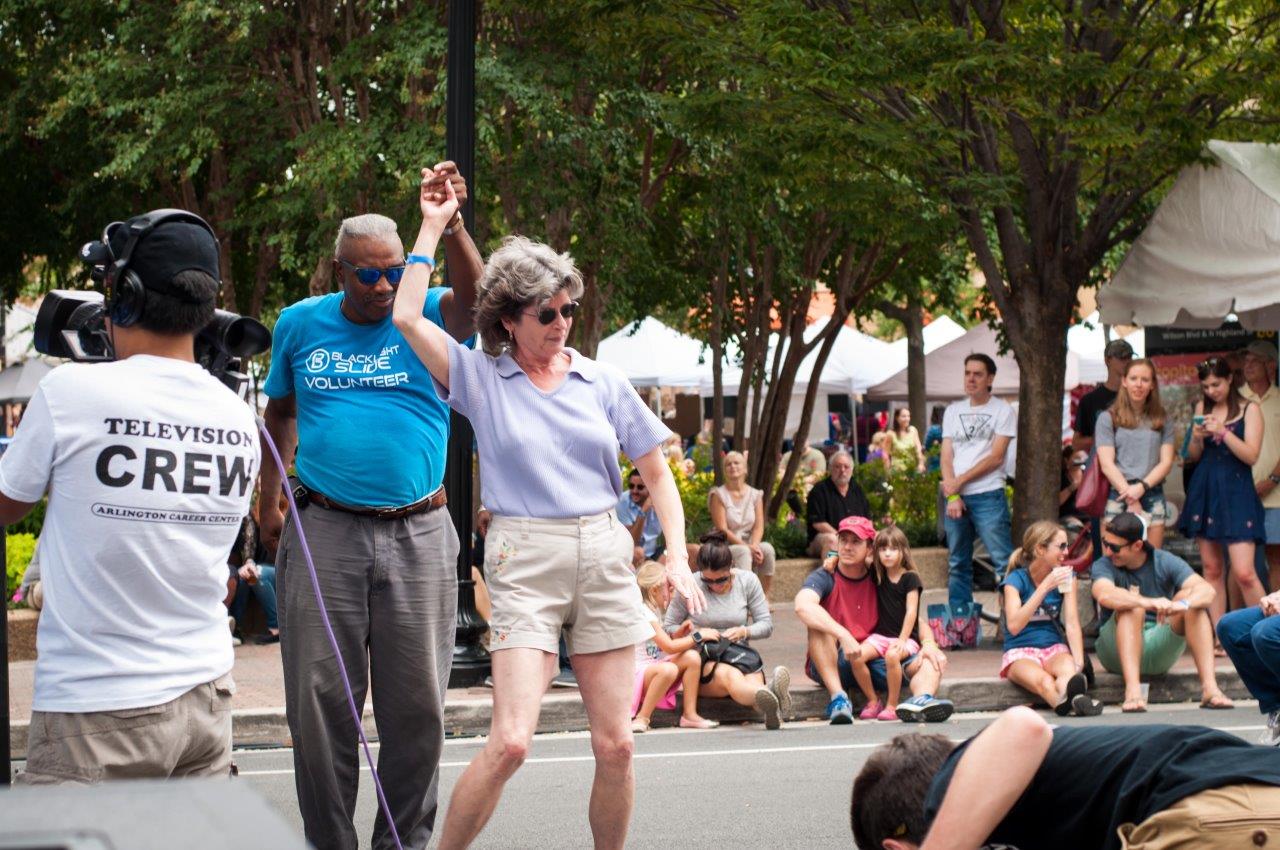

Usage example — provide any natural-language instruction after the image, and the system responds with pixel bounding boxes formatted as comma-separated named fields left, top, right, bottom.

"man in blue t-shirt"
left=259, top=163, right=483, bottom=850
left=616, top=468, right=659, bottom=566
left=1090, top=512, right=1231, bottom=713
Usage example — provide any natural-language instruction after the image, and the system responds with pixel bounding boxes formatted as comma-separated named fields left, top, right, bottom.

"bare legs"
left=438, top=645, right=639, bottom=850
left=1200, top=539, right=1264, bottom=629
left=1005, top=653, right=1076, bottom=708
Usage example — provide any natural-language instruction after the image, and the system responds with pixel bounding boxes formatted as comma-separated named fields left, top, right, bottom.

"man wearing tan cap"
left=1242, top=339, right=1280, bottom=592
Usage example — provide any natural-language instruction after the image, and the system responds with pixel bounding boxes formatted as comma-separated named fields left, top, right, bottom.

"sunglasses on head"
left=523, top=301, right=579, bottom=325
left=702, top=573, right=731, bottom=586
left=338, top=258, right=406, bottom=286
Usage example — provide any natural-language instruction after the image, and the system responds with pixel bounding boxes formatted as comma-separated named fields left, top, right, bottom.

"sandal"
left=1121, top=698, right=1147, bottom=713
left=1055, top=673, right=1088, bottom=717
left=631, top=717, right=651, bottom=733
left=1200, top=693, right=1235, bottom=710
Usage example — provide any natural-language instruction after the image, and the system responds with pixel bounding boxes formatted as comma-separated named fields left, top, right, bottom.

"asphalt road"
left=217, top=703, right=1269, bottom=849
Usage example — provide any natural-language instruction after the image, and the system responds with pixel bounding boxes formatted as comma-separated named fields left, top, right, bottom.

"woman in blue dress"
left=1180, top=357, right=1266, bottom=628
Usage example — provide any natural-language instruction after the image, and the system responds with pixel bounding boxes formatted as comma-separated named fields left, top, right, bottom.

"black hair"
left=851, top=734, right=955, bottom=850
left=964, top=352, right=997, bottom=376
left=1196, top=356, right=1244, bottom=424
left=1105, top=512, right=1148, bottom=550
left=626, top=468, right=642, bottom=482
left=697, top=529, right=733, bottom=572
left=136, top=270, right=218, bottom=335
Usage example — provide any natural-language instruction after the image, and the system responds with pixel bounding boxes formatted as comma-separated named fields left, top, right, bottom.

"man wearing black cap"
left=1090, top=512, right=1231, bottom=713
left=0, top=211, right=260, bottom=783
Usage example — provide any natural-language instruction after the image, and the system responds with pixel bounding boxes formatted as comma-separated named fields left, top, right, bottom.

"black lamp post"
left=445, top=0, right=489, bottom=687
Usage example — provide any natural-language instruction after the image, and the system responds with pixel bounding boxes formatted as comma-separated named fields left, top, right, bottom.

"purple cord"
left=258, top=419, right=404, bottom=850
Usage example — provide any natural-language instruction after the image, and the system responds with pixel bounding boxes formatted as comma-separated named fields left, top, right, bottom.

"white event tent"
left=1100, top=141, right=1280, bottom=330
left=1068, top=312, right=1145, bottom=386
left=865, top=321, right=1080, bottom=402
left=595, top=317, right=735, bottom=388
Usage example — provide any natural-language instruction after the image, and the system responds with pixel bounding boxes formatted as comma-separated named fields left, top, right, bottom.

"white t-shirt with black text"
left=943, top=395, right=1016, bottom=496
left=0, top=356, right=259, bottom=712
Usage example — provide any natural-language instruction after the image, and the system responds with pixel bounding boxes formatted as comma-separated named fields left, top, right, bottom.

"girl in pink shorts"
left=860, top=526, right=924, bottom=720
left=630, top=561, right=718, bottom=732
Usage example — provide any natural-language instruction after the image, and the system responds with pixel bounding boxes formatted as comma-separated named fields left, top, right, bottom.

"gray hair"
left=474, top=235, right=585, bottom=356
left=829, top=451, right=854, bottom=467
left=334, top=213, right=402, bottom=257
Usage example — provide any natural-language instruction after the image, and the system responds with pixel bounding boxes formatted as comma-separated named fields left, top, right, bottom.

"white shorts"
left=484, top=512, right=652, bottom=656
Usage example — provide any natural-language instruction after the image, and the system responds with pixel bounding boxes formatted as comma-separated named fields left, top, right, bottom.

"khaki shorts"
left=18, top=673, right=235, bottom=785
left=485, top=512, right=652, bottom=656
left=1119, top=783, right=1280, bottom=849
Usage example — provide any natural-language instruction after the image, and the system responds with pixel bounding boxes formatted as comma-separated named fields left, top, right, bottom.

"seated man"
left=805, top=451, right=872, bottom=557
left=616, top=468, right=660, bottom=567
left=850, top=706, right=1280, bottom=850
left=1218, top=588, right=1280, bottom=746
left=1090, top=512, right=1233, bottom=712
left=795, top=516, right=952, bottom=725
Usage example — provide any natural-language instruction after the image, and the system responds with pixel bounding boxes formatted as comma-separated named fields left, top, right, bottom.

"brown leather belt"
left=308, top=486, right=447, bottom=520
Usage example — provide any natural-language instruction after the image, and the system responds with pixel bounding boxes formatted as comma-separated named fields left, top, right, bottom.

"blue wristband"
left=406, top=253, right=436, bottom=268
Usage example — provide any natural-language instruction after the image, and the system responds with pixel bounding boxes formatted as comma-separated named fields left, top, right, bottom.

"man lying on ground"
left=850, top=706, right=1280, bottom=850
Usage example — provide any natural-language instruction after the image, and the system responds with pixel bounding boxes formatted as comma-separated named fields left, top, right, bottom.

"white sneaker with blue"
left=1263, top=710, right=1280, bottom=747
left=895, top=694, right=955, bottom=723
left=826, top=693, right=854, bottom=724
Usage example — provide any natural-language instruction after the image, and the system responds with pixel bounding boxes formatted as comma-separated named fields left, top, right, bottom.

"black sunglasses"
left=702, top=574, right=731, bottom=586
left=1102, top=539, right=1128, bottom=553
left=337, top=258, right=406, bottom=286
left=523, top=301, right=579, bottom=325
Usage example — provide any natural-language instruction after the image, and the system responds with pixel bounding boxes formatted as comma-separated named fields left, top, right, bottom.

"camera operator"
left=0, top=211, right=260, bottom=784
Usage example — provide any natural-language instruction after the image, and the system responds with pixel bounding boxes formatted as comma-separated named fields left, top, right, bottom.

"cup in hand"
left=1052, top=566, right=1074, bottom=595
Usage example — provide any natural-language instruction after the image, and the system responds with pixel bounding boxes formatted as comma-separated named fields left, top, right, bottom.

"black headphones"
left=81, top=209, right=220, bottom=328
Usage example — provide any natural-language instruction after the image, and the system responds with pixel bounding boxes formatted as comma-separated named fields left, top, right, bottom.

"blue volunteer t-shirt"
left=264, top=289, right=457, bottom=507
left=1000, top=568, right=1064, bottom=651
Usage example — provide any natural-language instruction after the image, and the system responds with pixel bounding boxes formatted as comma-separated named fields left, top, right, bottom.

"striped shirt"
left=436, top=336, right=671, bottom=518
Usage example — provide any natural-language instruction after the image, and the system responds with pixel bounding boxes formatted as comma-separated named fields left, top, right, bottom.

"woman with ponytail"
left=1000, top=521, right=1101, bottom=716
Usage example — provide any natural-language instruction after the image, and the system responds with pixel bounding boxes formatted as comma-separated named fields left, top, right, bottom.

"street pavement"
left=174, top=703, right=1268, bottom=849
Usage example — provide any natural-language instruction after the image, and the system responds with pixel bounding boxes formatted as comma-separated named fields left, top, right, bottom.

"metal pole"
left=445, top=0, right=489, bottom=687
left=2, top=530, right=10, bottom=784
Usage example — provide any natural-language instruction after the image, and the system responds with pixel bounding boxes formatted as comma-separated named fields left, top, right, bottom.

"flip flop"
left=1200, top=693, right=1235, bottom=710
left=1121, top=699, right=1147, bottom=713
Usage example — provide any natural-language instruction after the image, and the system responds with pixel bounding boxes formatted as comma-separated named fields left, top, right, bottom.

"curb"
left=6, top=668, right=1249, bottom=758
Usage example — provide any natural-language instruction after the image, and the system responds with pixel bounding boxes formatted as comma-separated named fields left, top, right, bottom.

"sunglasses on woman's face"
left=702, top=573, right=731, bottom=586
left=523, top=301, right=579, bottom=325
left=337, top=258, right=406, bottom=286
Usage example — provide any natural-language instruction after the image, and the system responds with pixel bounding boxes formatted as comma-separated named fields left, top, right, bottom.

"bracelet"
left=406, top=253, right=436, bottom=268
left=946, top=495, right=960, bottom=503
left=443, top=214, right=464, bottom=236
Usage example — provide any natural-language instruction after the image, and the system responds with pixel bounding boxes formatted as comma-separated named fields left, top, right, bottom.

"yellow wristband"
left=946, top=495, right=960, bottom=503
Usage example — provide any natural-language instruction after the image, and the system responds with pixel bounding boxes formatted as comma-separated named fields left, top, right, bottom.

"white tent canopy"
left=865, top=321, right=1080, bottom=402
left=1100, top=141, right=1280, bottom=330
left=1068, top=312, right=1145, bottom=385
left=595, top=317, right=736, bottom=388
left=885, top=315, right=968, bottom=366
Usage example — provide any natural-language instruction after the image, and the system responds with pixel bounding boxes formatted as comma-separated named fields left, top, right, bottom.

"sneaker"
left=551, top=669, right=578, bottom=689
left=858, top=700, right=884, bottom=721
left=1071, top=694, right=1104, bottom=717
left=755, top=686, right=782, bottom=730
left=897, top=694, right=955, bottom=723
left=770, top=666, right=793, bottom=720
left=826, top=693, right=854, bottom=725
left=1262, top=710, right=1280, bottom=747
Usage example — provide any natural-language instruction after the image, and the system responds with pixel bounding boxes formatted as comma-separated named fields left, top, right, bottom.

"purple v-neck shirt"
left=435, top=335, right=671, bottom=518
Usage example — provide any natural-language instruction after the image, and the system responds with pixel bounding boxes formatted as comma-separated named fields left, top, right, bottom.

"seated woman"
left=663, top=531, right=791, bottom=729
left=708, top=451, right=777, bottom=597
left=1000, top=520, right=1102, bottom=717
left=631, top=561, right=717, bottom=732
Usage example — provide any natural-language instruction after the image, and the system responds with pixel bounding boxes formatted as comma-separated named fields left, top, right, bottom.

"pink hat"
left=837, top=516, right=876, bottom=540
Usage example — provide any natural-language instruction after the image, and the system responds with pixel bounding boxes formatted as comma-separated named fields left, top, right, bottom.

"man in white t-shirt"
left=940, top=353, right=1016, bottom=610
left=0, top=211, right=259, bottom=784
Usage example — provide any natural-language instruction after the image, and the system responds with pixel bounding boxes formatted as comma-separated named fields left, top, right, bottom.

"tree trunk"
left=1008, top=320, right=1069, bottom=538
left=307, top=253, right=331, bottom=297
left=709, top=252, right=728, bottom=485
left=571, top=265, right=607, bottom=358
left=904, top=299, right=926, bottom=433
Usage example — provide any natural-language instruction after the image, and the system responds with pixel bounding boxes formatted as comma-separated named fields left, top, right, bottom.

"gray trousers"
left=278, top=503, right=458, bottom=850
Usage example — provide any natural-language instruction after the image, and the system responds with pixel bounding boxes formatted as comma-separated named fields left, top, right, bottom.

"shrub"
left=853, top=462, right=942, bottom=548
left=7, top=499, right=45, bottom=537
left=6, top=532, right=37, bottom=605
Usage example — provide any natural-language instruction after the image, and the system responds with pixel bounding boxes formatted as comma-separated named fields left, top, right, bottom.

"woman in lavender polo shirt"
left=394, top=176, right=705, bottom=850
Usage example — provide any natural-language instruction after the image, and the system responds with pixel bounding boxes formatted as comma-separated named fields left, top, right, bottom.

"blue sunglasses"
left=337, top=258, right=406, bottom=286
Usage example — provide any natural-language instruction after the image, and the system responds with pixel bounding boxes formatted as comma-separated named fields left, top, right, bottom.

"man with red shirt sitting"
left=795, top=516, right=953, bottom=724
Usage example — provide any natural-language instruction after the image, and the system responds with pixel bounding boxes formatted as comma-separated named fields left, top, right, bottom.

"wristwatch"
left=1269, top=474, right=1280, bottom=485
left=692, top=631, right=704, bottom=644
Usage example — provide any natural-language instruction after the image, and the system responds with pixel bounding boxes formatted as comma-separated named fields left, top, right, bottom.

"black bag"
left=698, top=637, right=764, bottom=684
